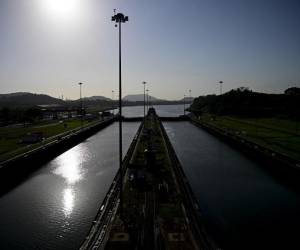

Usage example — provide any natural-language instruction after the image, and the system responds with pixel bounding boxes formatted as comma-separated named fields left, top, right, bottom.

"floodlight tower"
left=111, top=10, right=128, bottom=219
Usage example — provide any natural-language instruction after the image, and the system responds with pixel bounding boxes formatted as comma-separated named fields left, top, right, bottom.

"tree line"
left=0, top=107, right=43, bottom=126
left=190, top=87, right=300, bottom=119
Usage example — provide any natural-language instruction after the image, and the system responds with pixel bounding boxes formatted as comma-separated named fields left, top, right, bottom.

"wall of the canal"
left=190, top=118, right=300, bottom=175
left=159, top=118, right=219, bottom=249
left=0, top=118, right=115, bottom=194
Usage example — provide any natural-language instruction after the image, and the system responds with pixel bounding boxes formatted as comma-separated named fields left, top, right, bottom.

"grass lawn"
left=200, top=115, right=300, bottom=161
left=0, top=119, right=97, bottom=162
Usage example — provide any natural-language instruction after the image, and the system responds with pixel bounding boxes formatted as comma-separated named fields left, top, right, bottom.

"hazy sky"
left=0, top=0, right=299, bottom=100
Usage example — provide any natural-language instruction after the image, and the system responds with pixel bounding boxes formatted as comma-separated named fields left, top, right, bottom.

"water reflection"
left=63, top=188, right=74, bottom=217
left=0, top=122, right=140, bottom=250
left=52, top=146, right=86, bottom=218
left=53, top=146, right=85, bottom=184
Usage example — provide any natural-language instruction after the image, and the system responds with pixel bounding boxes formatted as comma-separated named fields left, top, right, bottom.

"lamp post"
left=219, top=81, right=223, bottom=95
left=219, top=81, right=223, bottom=122
left=78, top=82, right=83, bottom=128
left=112, top=90, right=115, bottom=115
left=146, top=89, right=149, bottom=114
left=183, top=94, right=186, bottom=116
left=142, top=81, right=146, bottom=118
left=112, top=10, right=128, bottom=219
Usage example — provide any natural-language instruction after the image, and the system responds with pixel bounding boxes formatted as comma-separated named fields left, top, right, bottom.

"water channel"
left=1, top=105, right=299, bottom=249
left=164, top=122, right=300, bottom=249
left=0, top=105, right=185, bottom=249
left=0, top=122, right=140, bottom=250
left=120, top=104, right=188, bottom=117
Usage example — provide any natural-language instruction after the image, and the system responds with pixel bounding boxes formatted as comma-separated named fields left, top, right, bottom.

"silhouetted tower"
left=111, top=10, right=128, bottom=219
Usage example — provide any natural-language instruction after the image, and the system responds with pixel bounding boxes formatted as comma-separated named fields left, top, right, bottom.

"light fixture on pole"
left=112, top=90, right=115, bottom=115
left=219, top=81, right=223, bottom=95
left=146, top=89, right=149, bottom=113
left=112, top=9, right=128, bottom=219
left=142, top=81, right=146, bottom=118
left=78, top=82, right=83, bottom=128
left=183, top=94, right=186, bottom=116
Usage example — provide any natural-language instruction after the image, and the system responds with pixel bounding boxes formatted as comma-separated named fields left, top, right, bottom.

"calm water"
left=120, top=104, right=190, bottom=117
left=0, top=122, right=140, bottom=250
left=2, top=106, right=298, bottom=250
left=164, top=122, right=300, bottom=249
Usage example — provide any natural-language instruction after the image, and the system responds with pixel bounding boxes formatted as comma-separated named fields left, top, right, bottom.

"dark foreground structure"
left=1, top=108, right=300, bottom=249
left=80, top=108, right=218, bottom=250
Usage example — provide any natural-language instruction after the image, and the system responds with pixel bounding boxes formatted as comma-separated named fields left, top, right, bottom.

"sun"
left=42, top=0, right=81, bottom=19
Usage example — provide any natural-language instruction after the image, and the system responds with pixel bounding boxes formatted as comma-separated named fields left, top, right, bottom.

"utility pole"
left=112, top=10, right=128, bottom=219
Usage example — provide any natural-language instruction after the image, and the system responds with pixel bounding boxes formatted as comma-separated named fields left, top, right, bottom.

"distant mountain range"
left=0, top=92, right=193, bottom=108
left=122, top=94, right=160, bottom=102
left=123, top=94, right=194, bottom=102
left=82, top=96, right=111, bottom=101
left=0, top=92, right=64, bottom=107
left=179, top=97, right=194, bottom=102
